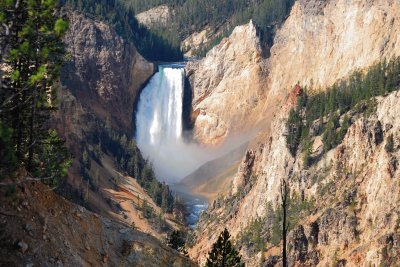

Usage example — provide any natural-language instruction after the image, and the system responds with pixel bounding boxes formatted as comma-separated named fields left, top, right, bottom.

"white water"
left=136, top=65, right=207, bottom=182
left=136, top=65, right=255, bottom=183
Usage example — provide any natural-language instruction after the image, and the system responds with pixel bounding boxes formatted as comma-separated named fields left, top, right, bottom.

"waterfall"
left=136, top=66, right=184, bottom=148
left=136, top=65, right=253, bottom=183
left=136, top=65, right=196, bottom=182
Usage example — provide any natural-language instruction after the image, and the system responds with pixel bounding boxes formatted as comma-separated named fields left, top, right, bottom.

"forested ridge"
left=61, top=0, right=183, bottom=61
left=57, top=0, right=296, bottom=59
left=121, top=0, right=295, bottom=56
left=286, top=57, right=400, bottom=164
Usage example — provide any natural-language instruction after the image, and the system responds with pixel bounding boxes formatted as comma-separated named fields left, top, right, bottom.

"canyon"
left=3, top=0, right=400, bottom=266
left=184, top=0, right=400, bottom=266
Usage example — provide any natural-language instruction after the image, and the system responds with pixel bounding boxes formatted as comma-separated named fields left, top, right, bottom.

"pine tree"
left=167, top=230, right=187, bottom=255
left=205, top=228, right=244, bottom=267
left=0, top=0, right=70, bottom=182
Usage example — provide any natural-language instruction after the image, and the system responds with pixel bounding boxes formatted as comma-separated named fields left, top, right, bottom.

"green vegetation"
left=0, top=0, right=71, bottom=185
left=62, top=0, right=183, bottom=61
left=237, top=194, right=314, bottom=256
left=120, top=0, right=295, bottom=57
left=286, top=58, right=400, bottom=159
left=237, top=216, right=269, bottom=255
left=80, top=123, right=174, bottom=213
left=167, top=230, right=188, bottom=255
left=206, top=228, right=244, bottom=267
left=56, top=0, right=296, bottom=59
left=141, top=199, right=154, bottom=218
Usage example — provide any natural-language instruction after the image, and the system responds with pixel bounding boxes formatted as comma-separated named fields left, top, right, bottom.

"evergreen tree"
left=205, top=228, right=244, bottom=267
left=0, top=0, right=70, bottom=182
left=286, top=107, right=303, bottom=156
left=167, top=230, right=188, bottom=255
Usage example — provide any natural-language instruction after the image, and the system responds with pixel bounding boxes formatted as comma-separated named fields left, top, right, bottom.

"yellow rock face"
left=187, top=0, right=400, bottom=146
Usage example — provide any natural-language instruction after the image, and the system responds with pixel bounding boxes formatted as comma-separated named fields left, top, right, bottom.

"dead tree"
left=280, top=179, right=289, bottom=267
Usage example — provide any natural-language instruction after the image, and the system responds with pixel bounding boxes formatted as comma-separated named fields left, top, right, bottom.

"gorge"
left=2, top=0, right=400, bottom=266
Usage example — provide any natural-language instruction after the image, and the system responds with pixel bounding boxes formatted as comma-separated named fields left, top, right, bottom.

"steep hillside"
left=0, top=182, right=195, bottom=267
left=53, top=11, right=181, bottom=239
left=186, top=21, right=268, bottom=145
left=187, top=0, right=400, bottom=266
left=60, top=12, right=153, bottom=134
left=188, top=0, right=400, bottom=145
left=190, top=87, right=400, bottom=267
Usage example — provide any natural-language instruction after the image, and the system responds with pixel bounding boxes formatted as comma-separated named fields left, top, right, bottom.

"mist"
left=135, top=65, right=255, bottom=183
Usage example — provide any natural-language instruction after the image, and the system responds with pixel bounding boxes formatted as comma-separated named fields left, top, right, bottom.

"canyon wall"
left=188, top=0, right=400, bottom=266
left=186, top=21, right=268, bottom=145
left=60, top=12, right=153, bottom=134
left=188, top=0, right=400, bottom=145
left=53, top=11, right=171, bottom=236
left=191, top=88, right=400, bottom=267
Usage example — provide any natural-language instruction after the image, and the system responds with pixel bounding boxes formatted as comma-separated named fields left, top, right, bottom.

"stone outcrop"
left=136, top=5, right=170, bottom=27
left=231, top=150, right=257, bottom=195
left=186, top=20, right=268, bottom=145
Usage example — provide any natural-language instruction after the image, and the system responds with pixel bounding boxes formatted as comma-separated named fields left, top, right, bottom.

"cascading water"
left=136, top=64, right=211, bottom=227
left=136, top=64, right=251, bottom=227
left=136, top=66, right=184, bottom=158
left=136, top=65, right=208, bottom=183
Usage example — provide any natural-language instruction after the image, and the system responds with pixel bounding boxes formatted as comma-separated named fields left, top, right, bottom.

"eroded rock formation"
left=188, top=0, right=400, bottom=145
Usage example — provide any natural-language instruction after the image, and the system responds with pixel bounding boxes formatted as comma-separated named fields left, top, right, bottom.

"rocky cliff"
left=60, top=12, right=153, bottom=134
left=188, top=0, right=400, bottom=145
left=186, top=20, right=268, bottom=145
left=190, top=89, right=400, bottom=267
left=187, top=0, right=400, bottom=265
left=268, top=0, right=400, bottom=96
left=53, top=11, right=179, bottom=239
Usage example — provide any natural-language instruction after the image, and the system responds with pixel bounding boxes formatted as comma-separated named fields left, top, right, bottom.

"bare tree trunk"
left=281, top=179, right=288, bottom=267
left=27, top=87, right=36, bottom=171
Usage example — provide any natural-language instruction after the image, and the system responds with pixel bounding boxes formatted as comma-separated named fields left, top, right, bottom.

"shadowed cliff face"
left=52, top=11, right=158, bottom=231
left=60, top=12, right=154, bottom=135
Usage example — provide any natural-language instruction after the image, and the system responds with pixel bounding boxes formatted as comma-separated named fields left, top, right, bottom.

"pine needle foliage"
left=205, top=228, right=244, bottom=267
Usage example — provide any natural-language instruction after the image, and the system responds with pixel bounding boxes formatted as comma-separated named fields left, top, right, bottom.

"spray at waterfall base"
left=136, top=65, right=254, bottom=183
